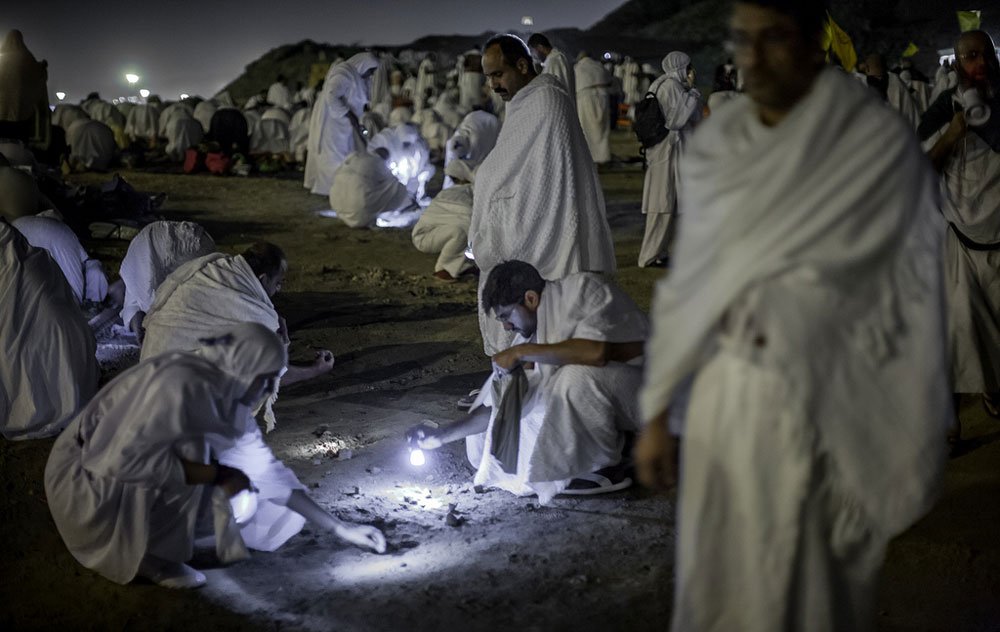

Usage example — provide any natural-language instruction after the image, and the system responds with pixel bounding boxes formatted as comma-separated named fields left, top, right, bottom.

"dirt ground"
left=2, top=132, right=998, bottom=632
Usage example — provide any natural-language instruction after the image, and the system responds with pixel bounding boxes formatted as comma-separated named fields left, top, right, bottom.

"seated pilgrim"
left=119, top=220, right=216, bottom=342
left=0, top=219, right=98, bottom=440
left=409, top=261, right=648, bottom=503
left=367, top=123, right=435, bottom=202
left=327, top=149, right=416, bottom=228
left=411, top=159, right=476, bottom=282
left=12, top=212, right=110, bottom=305
left=66, top=118, right=117, bottom=172
left=140, top=242, right=335, bottom=419
left=44, top=323, right=386, bottom=590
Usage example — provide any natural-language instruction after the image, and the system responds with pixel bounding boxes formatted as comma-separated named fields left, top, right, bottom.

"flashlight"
left=230, top=489, right=259, bottom=525
left=409, top=448, right=426, bottom=466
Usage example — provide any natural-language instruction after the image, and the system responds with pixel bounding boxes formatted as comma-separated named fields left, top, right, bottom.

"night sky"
left=5, top=0, right=625, bottom=103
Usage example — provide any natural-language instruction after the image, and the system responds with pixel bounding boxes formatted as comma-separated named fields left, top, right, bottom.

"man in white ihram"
left=528, top=33, right=575, bottom=107
left=411, top=261, right=647, bottom=502
left=635, top=1, right=951, bottom=630
left=304, top=53, right=378, bottom=196
left=470, top=34, right=616, bottom=359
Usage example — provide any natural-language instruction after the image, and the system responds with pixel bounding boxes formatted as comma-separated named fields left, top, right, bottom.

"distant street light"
left=521, top=16, right=534, bottom=26
left=125, top=73, right=139, bottom=85
left=139, top=88, right=150, bottom=98
left=179, top=93, right=189, bottom=100
left=55, top=91, right=66, bottom=100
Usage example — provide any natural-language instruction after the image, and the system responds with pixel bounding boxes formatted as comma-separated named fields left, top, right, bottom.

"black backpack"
left=633, top=91, right=669, bottom=149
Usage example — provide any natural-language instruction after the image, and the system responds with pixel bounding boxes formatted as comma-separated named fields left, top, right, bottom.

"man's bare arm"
left=503, top=339, right=645, bottom=368
left=928, top=111, right=967, bottom=173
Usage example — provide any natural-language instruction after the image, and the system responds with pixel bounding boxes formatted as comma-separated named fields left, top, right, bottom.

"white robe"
left=53, top=104, right=89, bottom=131
left=157, top=102, right=193, bottom=138
left=414, top=58, right=436, bottom=111
left=367, top=123, right=434, bottom=198
left=471, top=73, right=617, bottom=355
left=288, top=106, right=312, bottom=163
left=118, top=221, right=216, bottom=329
left=574, top=57, right=612, bottom=163
left=458, top=70, right=485, bottom=112
left=328, top=150, right=413, bottom=228
left=466, top=273, right=648, bottom=503
left=124, top=104, right=158, bottom=141
left=141, top=253, right=279, bottom=361
left=304, top=53, right=378, bottom=195
left=542, top=49, right=575, bottom=107
left=44, top=350, right=303, bottom=585
left=266, top=81, right=291, bottom=109
left=165, top=116, right=203, bottom=161
left=411, top=183, right=474, bottom=276
left=444, top=111, right=499, bottom=188
left=193, top=101, right=217, bottom=134
left=928, top=118, right=1000, bottom=392
left=640, top=68, right=950, bottom=631
left=67, top=119, right=116, bottom=171
left=11, top=215, right=106, bottom=304
left=0, top=221, right=97, bottom=440
left=250, top=118, right=290, bottom=154
left=886, top=73, right=921, bottom=128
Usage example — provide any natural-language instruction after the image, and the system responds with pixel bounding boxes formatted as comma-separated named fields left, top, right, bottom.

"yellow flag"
left=825, top=12, right=858, bottom=72
left=902, top=42, right=919, bottom=58
left=958, top=10, right=982, bottom=32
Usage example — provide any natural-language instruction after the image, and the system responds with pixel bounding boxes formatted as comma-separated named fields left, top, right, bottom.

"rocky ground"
left=2, top=132, right=998, bottom=631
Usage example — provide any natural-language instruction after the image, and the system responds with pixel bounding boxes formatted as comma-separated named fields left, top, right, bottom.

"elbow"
left=590, top=341, right=610, bottom=367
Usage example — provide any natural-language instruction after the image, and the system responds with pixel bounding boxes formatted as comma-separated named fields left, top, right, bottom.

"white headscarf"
left=196, top=322, right=287, bottom=397
left=661, top=51, right=690, bottom=83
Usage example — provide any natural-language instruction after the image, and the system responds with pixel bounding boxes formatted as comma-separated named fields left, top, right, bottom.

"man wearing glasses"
left=636, top=1, right=950, bottom=629
left=920, top=31, right=1000, bottom=434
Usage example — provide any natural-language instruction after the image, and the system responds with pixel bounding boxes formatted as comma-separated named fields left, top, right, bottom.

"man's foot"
left=561, top=464, right=633, bottom=496
left=137, top=555, right=206, bottom=589
left=433, top=269, right=457, bottom=283
left=456, top=388, right=481, bottom=411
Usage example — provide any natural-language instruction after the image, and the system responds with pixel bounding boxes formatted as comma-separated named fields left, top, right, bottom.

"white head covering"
left=445, top=158, right=476, bottom=183
left=196, top=322, right=287, bottom=395
left=346, top=52, right=380, bottom=79
left=661, top=52, right=690, bottom=82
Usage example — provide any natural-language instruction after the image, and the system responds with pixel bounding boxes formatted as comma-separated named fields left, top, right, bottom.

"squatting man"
left=409, top=261, right=648, bottom=503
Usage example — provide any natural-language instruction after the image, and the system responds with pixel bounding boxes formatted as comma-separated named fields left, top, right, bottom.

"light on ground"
left=55, top=91, right=66, bottom=100
left=409, top=448, right=426, bottom=467
left=125, top=73, right=140, bottom=85
left=139, top=89, right=150, bottom=98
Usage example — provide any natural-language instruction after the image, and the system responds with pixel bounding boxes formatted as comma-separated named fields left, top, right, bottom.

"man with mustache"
left=468, top=34, right=616, bottom=365
left=920, top=30, right=1000, bottom=432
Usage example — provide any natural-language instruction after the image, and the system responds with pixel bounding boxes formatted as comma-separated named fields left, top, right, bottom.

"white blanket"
left=119, top=220, right=216, bottom=329
left=471, top=73, right=617, bottom=354
left=141, top=253, right=279, bottom=361
left=1, top=222, right=97, bottom=440
left=640, top=67, right=949, bottom=534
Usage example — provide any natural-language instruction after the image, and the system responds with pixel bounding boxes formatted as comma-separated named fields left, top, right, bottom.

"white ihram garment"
left=470, top=74, right=617, bottom=355
left=411, top=183, right=474, bottom=276
left=459, top=70, right=485, bottom=111
left=415, top=58, right=436, bottom=111
left=574, top=57, right=612, bottom=163
left=266, top=81, right=291, bottom=109
left=443, top=111, right=499, bottom=188
left=0, top=222, right=97, bottom=440
left=886, top=73, right=921, bottom=128
left=193, top=101, right=217, bottom=133
left=140, top=253, right=279, bottom=362
left=928, top=119, right=1000, bottom=392
left=118, top=221, right=216, bottom=329
left=67, top=119, right=116, bottom=171
left=542, top=49, right=575, bottom=107
left=304, top=53, right=378, bottom=195
left=12, top=215, right=107, bottom=304
left=125, top=104, right=158, bottom=141
left=638, top=53, right=702, bottom=267
left=289, top=106, right=312, bottom=163
left=44, top=326, right=304, bottom=585
left=639, top=68, right=950, bottom=631
left=328, top=151, right=413, bottom=228
left=466, top=273, right=648, bottom=504
left=165, top=116, right=203, bottom=161
left=251, top=118, right=290, bottom=154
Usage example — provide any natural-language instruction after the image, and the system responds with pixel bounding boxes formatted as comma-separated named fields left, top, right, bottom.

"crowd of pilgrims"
left=1, top=1, right=997, bottom=628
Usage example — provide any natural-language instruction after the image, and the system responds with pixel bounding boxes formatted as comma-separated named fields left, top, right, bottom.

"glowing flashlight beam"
left=409, top=448, right=426, bottom=467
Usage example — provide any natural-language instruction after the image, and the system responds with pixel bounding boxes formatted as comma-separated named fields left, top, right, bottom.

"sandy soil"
left=2, top=133, right=998, bottom=631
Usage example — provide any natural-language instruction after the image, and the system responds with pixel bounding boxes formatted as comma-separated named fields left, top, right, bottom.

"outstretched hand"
left=406, top=423, right=443, bottom=450
left=311, top=349, right=335, bottom=375
left=215, top=464, right=252, bottom=498
left=335, top=523, right=387, bottom=553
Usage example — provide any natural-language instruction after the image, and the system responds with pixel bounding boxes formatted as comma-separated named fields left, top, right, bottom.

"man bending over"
left=410, top=261, right=648, bottom=503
